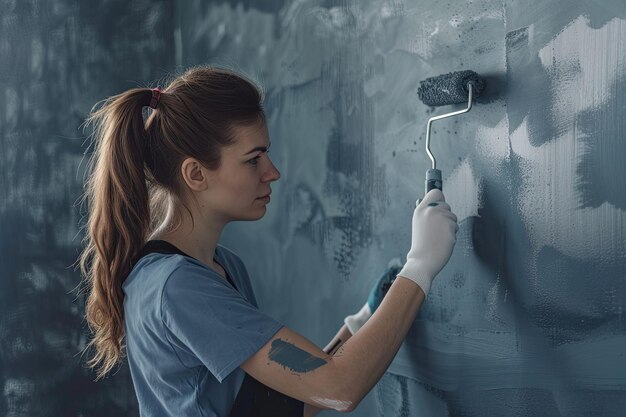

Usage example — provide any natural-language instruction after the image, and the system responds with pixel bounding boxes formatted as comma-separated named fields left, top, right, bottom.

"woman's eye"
left=248, top=150, right=269, bottom=166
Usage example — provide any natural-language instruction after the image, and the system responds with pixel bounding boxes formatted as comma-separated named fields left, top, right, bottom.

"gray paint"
left=2, top=0, right=625, bottom=416
left=203, top=0, right=626, bottom=415
left=268, top=339, right=327, bottom=373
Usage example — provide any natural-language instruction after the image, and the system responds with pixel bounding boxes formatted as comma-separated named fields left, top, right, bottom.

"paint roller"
left=416, top=70, right=485, bottom=196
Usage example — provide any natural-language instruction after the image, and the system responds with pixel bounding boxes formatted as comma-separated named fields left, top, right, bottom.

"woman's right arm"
left=240, top=276, right=425, bottom=412
left=240, top=189, right=457, bottom=412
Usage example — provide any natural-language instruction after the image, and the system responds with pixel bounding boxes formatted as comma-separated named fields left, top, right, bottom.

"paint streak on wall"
left=376, top=1, right=626, bottom=415
left=198, top=0, right=626, bottom=415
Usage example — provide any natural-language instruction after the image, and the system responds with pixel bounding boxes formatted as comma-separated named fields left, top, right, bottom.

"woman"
left=78, top=65, right=458, bottom=416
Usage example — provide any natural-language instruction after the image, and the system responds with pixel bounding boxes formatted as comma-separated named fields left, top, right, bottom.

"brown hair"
left=75, top=65, right=266, bottom=380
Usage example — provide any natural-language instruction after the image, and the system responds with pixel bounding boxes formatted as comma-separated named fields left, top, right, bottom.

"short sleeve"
left=161, top=261, right=284, bottom=382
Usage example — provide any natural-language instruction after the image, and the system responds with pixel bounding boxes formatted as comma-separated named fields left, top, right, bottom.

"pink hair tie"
left=149, top=87, right=162, bottom=109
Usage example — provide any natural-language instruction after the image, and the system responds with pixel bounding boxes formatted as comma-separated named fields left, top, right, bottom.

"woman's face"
left=190, top=120, right=281, bottom=223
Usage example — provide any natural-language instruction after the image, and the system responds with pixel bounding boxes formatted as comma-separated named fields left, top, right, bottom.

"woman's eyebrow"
left=243, top=141, right=271, bottom=155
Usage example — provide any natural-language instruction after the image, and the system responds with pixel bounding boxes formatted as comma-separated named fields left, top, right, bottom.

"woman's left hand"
left=344, top=258, right=403, bottom=335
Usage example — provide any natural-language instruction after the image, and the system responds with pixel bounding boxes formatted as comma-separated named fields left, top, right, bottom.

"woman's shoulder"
left=124, top=252, right=190, bottom=297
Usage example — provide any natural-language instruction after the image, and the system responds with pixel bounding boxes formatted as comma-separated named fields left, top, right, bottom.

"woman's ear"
left=180, top=157, right=213, bottom=192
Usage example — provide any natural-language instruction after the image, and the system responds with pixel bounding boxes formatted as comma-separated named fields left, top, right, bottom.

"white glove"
left=396, top=188, right=458, bottom=297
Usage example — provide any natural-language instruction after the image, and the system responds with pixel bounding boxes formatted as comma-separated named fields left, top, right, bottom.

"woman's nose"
left=266, top=160, right=281, bottom=181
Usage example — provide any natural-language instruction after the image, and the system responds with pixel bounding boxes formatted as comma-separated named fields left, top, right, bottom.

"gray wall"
left=0, top=0, right=172, bottom=415
left=206, top=0, right=626, bottom=415
left=1, top=0, right=625, bottom=416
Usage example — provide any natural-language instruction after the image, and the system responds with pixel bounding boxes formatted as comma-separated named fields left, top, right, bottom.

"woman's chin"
left=238, top=205, right=267, bottom=221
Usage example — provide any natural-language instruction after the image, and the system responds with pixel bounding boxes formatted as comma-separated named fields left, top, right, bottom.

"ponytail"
left=76, top=65, right=266, bottom=380
left=77, top=88, right=154, bottom=380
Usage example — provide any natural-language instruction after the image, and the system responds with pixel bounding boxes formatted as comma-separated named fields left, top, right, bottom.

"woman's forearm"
left=303, top=324, right=354, bottom=417
left=329, top=277, right=426, bottom=407
left=306, top=277, right=425, bottom=413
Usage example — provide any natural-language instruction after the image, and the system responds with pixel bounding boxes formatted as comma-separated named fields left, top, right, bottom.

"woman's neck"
left=148, top=197, right=226, bottom=271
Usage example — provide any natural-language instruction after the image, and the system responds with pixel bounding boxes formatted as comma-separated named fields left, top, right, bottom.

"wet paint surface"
left=209, top=0, right=626, bottom=415
left=268, top=339, right=327, bottom=373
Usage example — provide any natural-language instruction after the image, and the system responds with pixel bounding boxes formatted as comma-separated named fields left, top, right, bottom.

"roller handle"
left=425, top=168, right=442, bottom=194
left=417, top=169, right=443, bottom=205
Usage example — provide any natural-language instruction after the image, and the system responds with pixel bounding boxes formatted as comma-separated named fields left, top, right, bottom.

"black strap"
left=229, top=373, right=304, bottom=417
left=132, top=240, right=304, bottom=416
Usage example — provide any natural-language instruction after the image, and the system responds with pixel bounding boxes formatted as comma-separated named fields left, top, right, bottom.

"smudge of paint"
left=268, top=339, right=327, bottom=373
left=510, top=16, right=626, bottom=262
left=505, top=26, right=560, bottom=146
left=310, top=396, right=352, bottom=412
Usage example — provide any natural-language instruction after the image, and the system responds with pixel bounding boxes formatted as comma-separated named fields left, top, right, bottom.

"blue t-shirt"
left=122, top=242, right=284, bottom=417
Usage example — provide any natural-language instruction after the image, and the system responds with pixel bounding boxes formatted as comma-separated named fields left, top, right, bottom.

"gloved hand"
left=397, top=188, right=458, bottom=297
left=344, top=258, right=403, bottom=335
left=343, top=189, right=458, bottom=335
